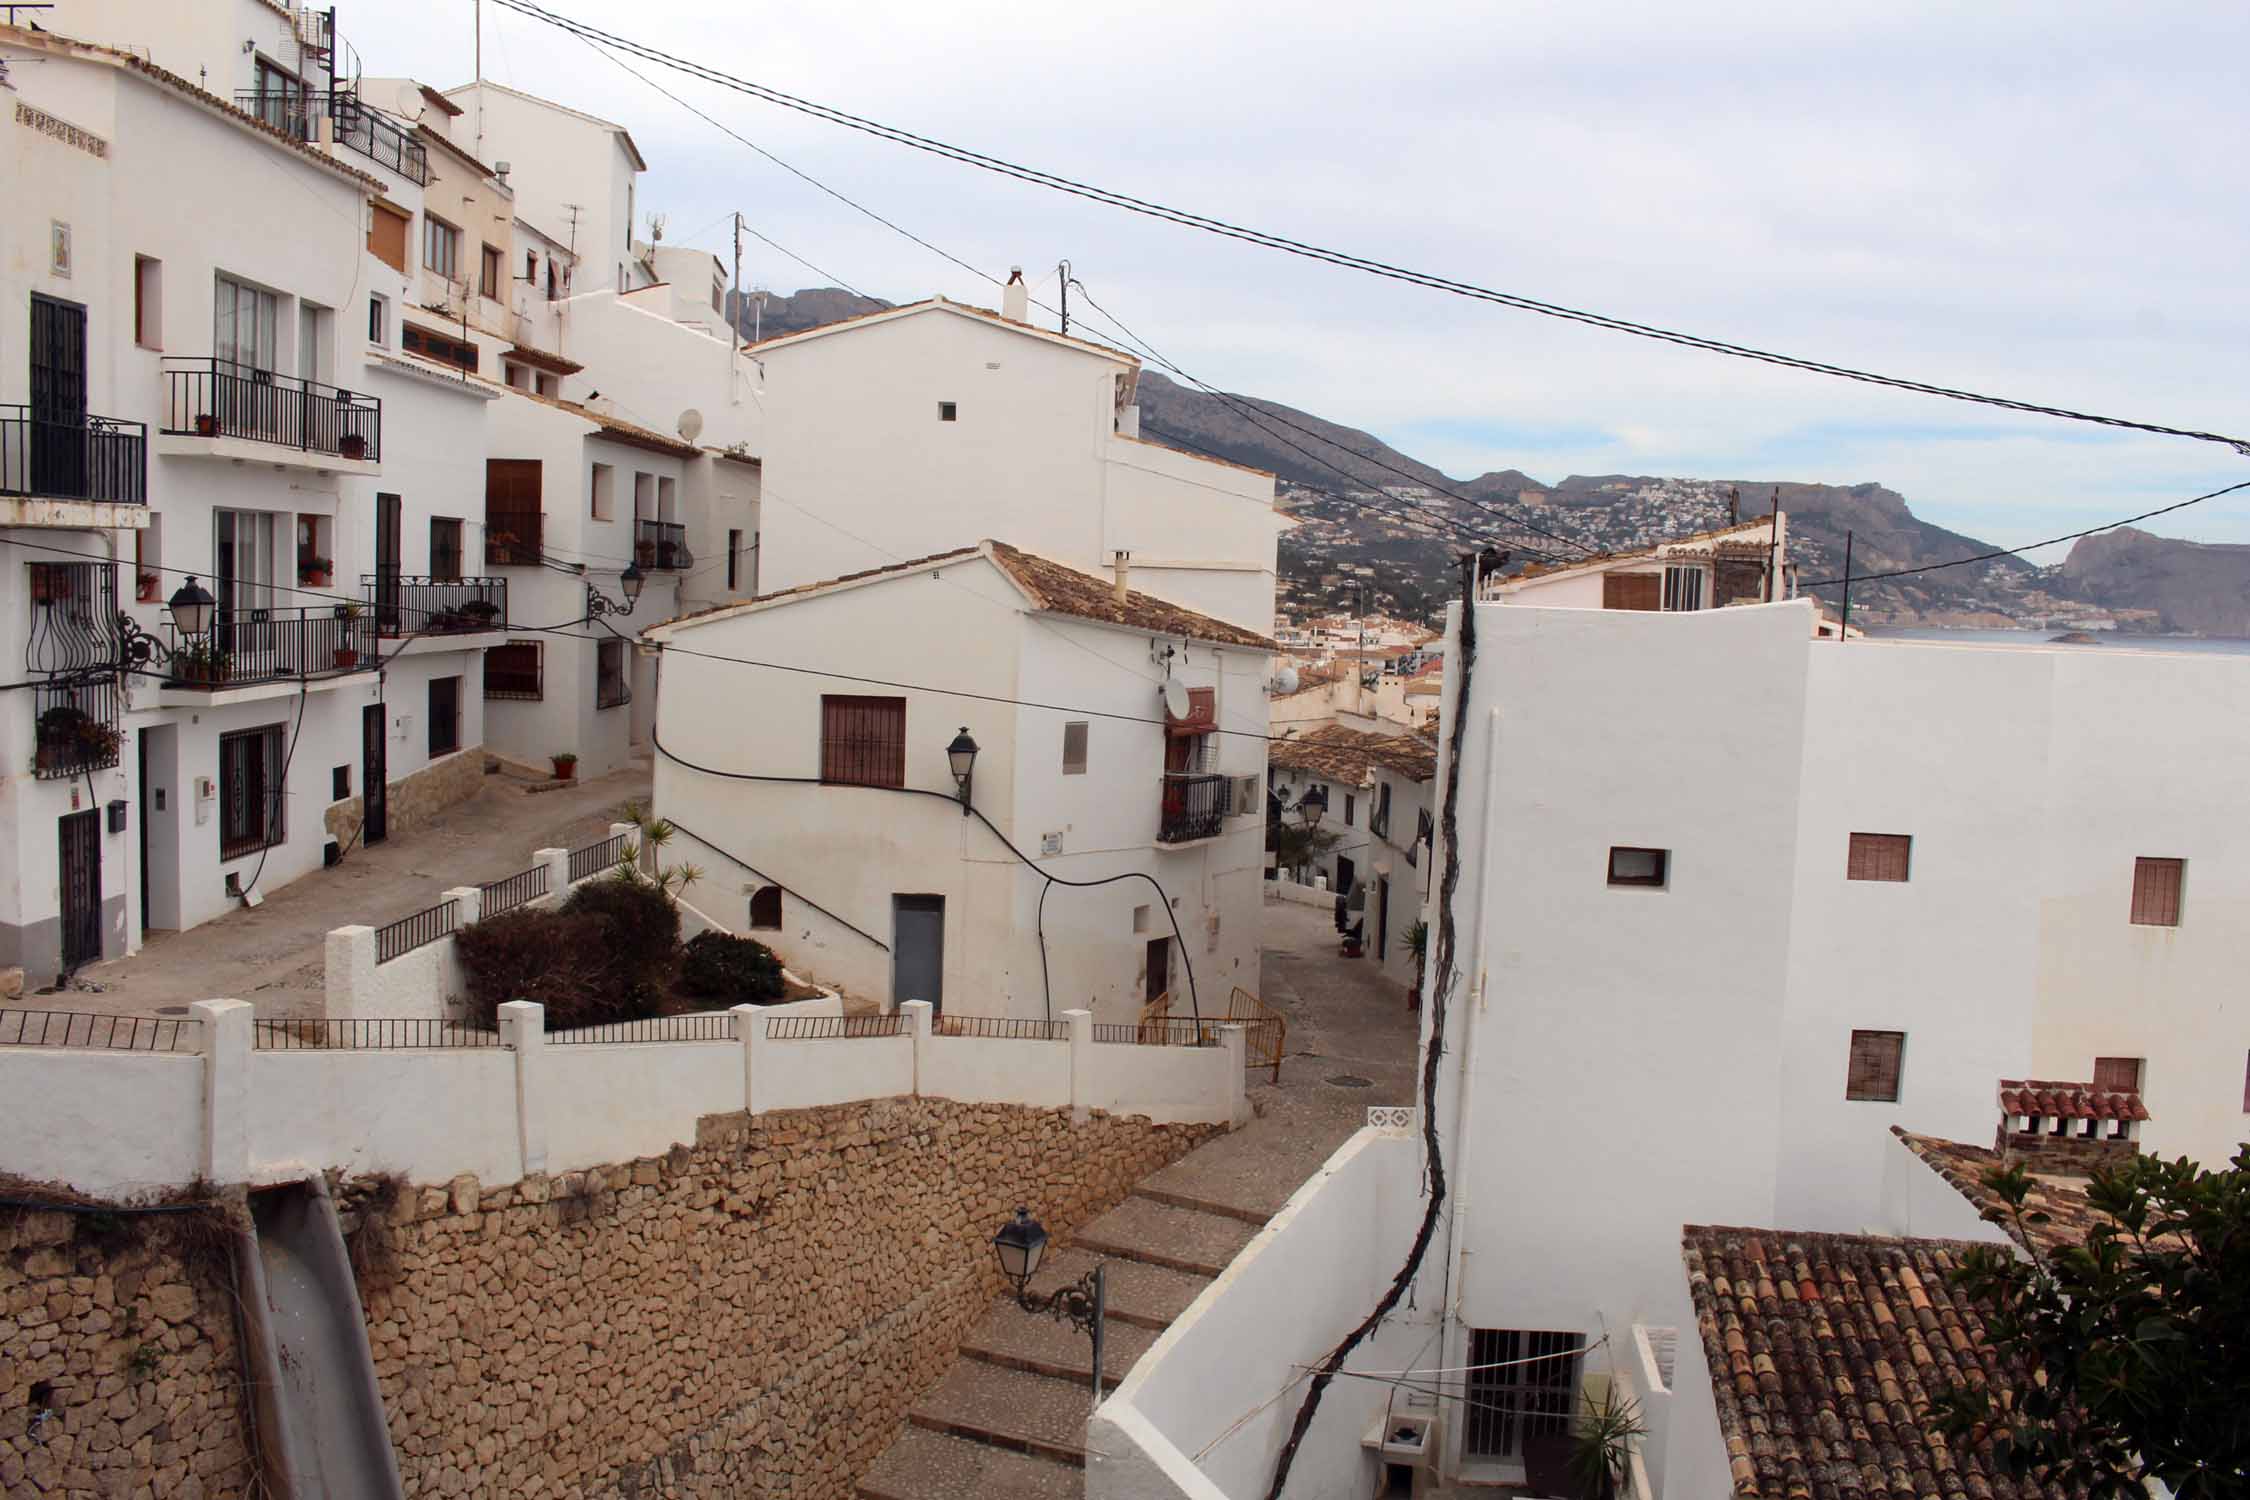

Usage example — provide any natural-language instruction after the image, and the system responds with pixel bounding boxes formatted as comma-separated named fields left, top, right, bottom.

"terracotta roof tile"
left=1683, top=1224, right=2070, bottom=1500
left=1268, top=722, right=1437, bottom=783
left=1890, top=1129, right=2105, bottom=1260
left=1997, top=1079, right=2148, bottom=1123
left=507, top=389, right=702, bottom=457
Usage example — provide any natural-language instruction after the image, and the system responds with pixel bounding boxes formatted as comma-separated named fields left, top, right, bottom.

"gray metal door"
left=59, top=809, right=101, bottom=970
left=892, top=895, right=944, bottom=1011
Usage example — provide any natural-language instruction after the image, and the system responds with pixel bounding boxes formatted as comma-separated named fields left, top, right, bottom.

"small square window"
left=367, top=293, right=388, bottom=347
left=1847, top=832, right=1911, bottom=882
left=2092, top=1056, right=2142, bottom=1093
left=332, top=765, right=351, bottom=801
left=2130, top=857, right=2183, bottom=926
left=134, top=255, right=163, bottom=348
left=1062, top=721, right=1088, bottom=775
left=1846, top=1029, right=1905, bottom=1102
left=938, top=401, right=958, bottom=422
left=1607, top=846, right=1668, bottom=888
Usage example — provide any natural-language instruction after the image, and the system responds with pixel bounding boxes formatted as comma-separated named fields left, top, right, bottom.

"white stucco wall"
left=542, top=1041, right=744, bottom=1174
left=247, top=1048, right=521, bottom=1186
left=444, top=83, right=638, bottom=296
left=0, top=1050, right=204, bottom=1196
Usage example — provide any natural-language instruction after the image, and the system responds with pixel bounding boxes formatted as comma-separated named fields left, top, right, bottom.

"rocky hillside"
left=2059, top=528, right=2250, bottom=635
left=727, top=287, right=891, bottom=342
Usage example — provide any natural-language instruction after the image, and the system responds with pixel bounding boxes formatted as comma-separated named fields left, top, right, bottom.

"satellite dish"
left=1270, top=665, right=1300, bottom=696
left=1162, top=680, right=1191, bottom=719
left=676, top=408, right=705, bottom=442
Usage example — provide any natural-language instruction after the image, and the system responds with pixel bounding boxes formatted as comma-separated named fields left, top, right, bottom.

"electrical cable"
left=488, top=0, right=2250, bottom=459
left=646, top=720, right=1202, bottom=1020
left=228, top=677, right=311, bottom=902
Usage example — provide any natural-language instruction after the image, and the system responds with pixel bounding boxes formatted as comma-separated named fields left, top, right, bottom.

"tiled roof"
left=646, top=542, right=1274, bottom=652
left=1683, top=1224, right=2067, bottom=1500
left=1996, top=1080, right=2149, bottom=1123
left=1891, top=1129, right=2102, bottom=1260
left=1269, top=723, right=1437, bottom=783
left=509, top=390, right=702, bottom=458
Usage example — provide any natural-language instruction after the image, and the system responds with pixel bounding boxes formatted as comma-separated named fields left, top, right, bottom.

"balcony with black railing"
left=234, top=88, right=431, bottom=184
left=161, top=358, right=380, bottom=465
left=1157, top=772, right=1229, bottom=845
left=1, top=407, right=146, bottom=509
left=161, top=606, right=378, bottom=691
left=363, top=574, right=506, bottom=637
left=634, top=518, right=692, bottom=570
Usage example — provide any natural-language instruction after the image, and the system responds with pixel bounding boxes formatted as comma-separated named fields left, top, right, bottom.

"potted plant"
left=551, top=751, right=578, bottom=782
left=1403, top=919, right=1430, bottom=1012
left=299, top=556, right=332, bottom=587
left=460, top=598, right=501, bottom=627
left=634, top=538, right=658, bottom=568
left=136, top=571, right=160, bottom=603
left=338, top=431, right=368, bottom=461
left=36, top=705, right=91, bottom=772
left=1566, top=1387, right=1645, bottom=1500
left=194, top=413, right=219, bottom=438
left=179, top=641, right=232, bottom=687
left=332, top=602, right=363, bottom=668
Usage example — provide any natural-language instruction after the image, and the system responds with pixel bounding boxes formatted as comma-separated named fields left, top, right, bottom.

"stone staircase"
left=857, top=1188, right=1266, bottom=1500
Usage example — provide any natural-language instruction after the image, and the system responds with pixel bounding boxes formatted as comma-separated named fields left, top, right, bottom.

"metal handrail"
left=932, top=1015, right=1069, bottom=1041
left=1158, top=771, right=1229, bottom=844
left=0, top=1009, right=200, bottom=1052
left=252, top=1018, right=501, bottom=1050
left=161, top=357, right=381, bottom=461
left=567, top=833, right=632, bottom=883
left=477, top=863, right=550, bottom=918
left=161, top=605, right=377, bottom=689
left=634, top=518, right=693, bottom=571
left=374, top=899, right=458, bottom=963
left=1091, top=1019, right=1223, bottom=1047
left=361, top=574, right=506, bottom=636
left=765, top=1014, right=907, bottom=1040
left=548, top=1015, right=736, bottom=1045
left=0, top=406, right=147, bottom=505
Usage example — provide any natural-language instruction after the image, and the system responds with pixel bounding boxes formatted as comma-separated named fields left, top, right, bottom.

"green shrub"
left=453, top=907, right=621, bottom=1028
left=678, top=930, right=786, bottom=1003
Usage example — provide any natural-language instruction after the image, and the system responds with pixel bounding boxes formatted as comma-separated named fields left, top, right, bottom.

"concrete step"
left=1070, top=1194, right=1260, bottom=1278
left=1131, top=1182, right=1272, bottom=1227
left=857, top=1426, right=1082, bottom=1500
left=961, top=1299, right=1160, bottom=1384
left=1026, top=1247, right=1211, bottom=1331
left=908, top=1360, right=1097, bottom=1467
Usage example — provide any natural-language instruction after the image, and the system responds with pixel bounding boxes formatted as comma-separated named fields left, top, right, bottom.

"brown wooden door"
left=58, top=809, right=101, bottom=970
left=484, top=459, right=543, bottom=565
left=1145, top=937, right=1170, bottom=1003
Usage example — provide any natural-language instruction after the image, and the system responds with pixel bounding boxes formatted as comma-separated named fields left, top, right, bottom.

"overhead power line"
left=1799, top=477, right=2250, bottom=590
left=491, top=0, right=2250, bottom=459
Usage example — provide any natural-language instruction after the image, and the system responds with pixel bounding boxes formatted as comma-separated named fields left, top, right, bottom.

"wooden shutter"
left=2092, top=1056, right=2142, bottom=1093
left=1846, top=1030, right=1905, bottom=1102
left=368, top=202, right=410, bottom=273
left=1846, top=832, right=1911, bottom=882
left=1602, top=572, right=1660, bottom=611
left=484, top=459, right=542, bottom=564
left=820, top=695, right=905, bottom=787
left=2130, top=857, right=2184, bottom=926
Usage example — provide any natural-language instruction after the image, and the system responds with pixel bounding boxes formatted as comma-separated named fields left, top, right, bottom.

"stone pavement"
left=856, top=891, right=1421, bottom=1499
left=9, top=759, right=652, bottom=1021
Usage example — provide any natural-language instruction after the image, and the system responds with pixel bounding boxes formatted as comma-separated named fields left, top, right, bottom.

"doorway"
left=361, top=704, right=388, bottom=845
left=139, top=723, right=180, bottom=931
left=892, top=895, right=944, bottom=1011
left=58, top=809, right=101, bottom=971
left=1335, top=854, right=1356, bottom=900
left=1145, top=936, right=1171, bottom=1004
left=29, top=293, right=88, bottom=498
left=1374, top=876, right=1390, bottom=962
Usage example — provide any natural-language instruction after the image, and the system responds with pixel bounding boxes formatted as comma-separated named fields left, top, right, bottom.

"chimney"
left=1003, top=266, right=1028, bottom=324
left=1112, top=549, right=1131, bottom=604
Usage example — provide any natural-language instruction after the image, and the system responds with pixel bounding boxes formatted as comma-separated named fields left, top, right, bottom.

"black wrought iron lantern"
left=992, top=1205, right=1048, bottom=1294
left=947, top=727, right=979, bottom=814
left=166, top=576, right=217, bottom=640
left=990, top=1206, right=1107, bottom=1401
left=1298, top=785, right=1328, bottom=829
left=617, top=558, right=645, bottom=607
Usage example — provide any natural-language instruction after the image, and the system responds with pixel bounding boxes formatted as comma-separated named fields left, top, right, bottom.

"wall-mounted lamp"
left=946, top=727, right=979, bottom=816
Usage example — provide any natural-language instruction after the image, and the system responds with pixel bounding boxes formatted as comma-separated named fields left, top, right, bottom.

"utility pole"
left=1058, top=260, right=1071, bottom=336
left=731, top=212, right=743, bottom=359
left=1838, top=530, right=1854, bottom=640
left=473, top=0, right=483, bottom=159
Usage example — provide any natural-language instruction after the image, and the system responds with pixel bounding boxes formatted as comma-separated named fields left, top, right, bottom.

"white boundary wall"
left=0, top=1001, right=1250, bottom=1196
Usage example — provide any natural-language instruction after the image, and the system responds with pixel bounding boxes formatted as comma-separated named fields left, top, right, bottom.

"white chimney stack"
left=1003, top=266, right=1028, bottom=323
left=1112, top=549, right=1131, bottom=604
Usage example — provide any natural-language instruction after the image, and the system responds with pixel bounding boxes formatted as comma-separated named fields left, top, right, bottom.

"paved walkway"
left=857, top=893, right=1421, bottom=1499
left=12, top=760, right=652, bottom=1020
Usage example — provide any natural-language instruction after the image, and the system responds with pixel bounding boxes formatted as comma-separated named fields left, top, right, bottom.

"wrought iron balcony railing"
left=363, top=574, right=506, bottom=637
left=0, top=407, right=146, bottom=505
left=162, top=359, right=381, bottom=462
left=634, top=518, right=692, bottom=570
left=234, top=88, right=430, bottom=184
left=161, top=606, right=378, bottom=690
left=1157, top=772, right=1229, bottom=845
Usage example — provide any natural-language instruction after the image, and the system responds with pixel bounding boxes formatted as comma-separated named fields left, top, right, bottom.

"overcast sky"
left=347, top=1, right=2250, bottom=550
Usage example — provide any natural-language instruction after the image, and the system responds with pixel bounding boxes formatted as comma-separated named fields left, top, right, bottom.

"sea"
left=1864, top=627, right=2250, bottom=658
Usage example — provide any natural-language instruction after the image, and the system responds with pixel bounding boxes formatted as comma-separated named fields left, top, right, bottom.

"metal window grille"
left=2092, top=1056, right=2143, bottom=1093
left=1462, top=1329, right=1585, bottom=1459
left=931, top=1016, right=1068, bottom=1041
left=0, top=1009, right=200, bottom=1052
left=374, top=899, right=458, bottom=964
left=2130, top=857, right=2184, bottom=926
left=820, top=695, right=905, bottom=787
left=548, top=1015, right=736, bottom=1044
left=1062, top=721, right=1089, bottom=775
left=567, top=833, right=631, bottom=883
left=1662, top=564, right=1706, bottom=612
left=478, top=863, right=550, bottom=918
left=27, top=561, right=122, bottom=780
left=765, top=1014, right=907, bottom=1040
left=1846, top=832, right=1912, bottom=882
left=252, top=1018, right=499, bottom=1050
left=483, top=640, right=543, bottom=700
left=1845, top=1029, right=1906, bottom=1102
left=219, top=724, right=287, bottom=859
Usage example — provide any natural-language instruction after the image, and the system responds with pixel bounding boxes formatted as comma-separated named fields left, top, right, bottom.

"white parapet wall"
left=1088, top=1123, right=1435, bottom=1500
left=0, top=1000, right=1248, bottom=1197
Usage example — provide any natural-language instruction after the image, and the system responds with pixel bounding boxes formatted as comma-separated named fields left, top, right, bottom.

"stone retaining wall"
left=0, top=1207, right=253, bottom=1498
left=359, top=1096, right=1220, bottom=1497
left=324, top=745, right=488, bottom=845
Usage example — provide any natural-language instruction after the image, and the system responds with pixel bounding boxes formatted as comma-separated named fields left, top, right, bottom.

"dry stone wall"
left=324, top=744, right=488, bottom=845
left=0, top=1207, right=254, bottom=1499
left=360, top=1096, right=1219, bottom=1498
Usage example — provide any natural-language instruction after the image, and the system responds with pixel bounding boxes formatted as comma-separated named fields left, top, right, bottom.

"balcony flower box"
left=339, top=433, right=368, bottom=461
left=194, top=413, right=220, bottom=438
left=35, top=706, right=120, bottom=774
left=299, top=557, right=333, bottom=588
left=177, top=645, right=232, bottom=687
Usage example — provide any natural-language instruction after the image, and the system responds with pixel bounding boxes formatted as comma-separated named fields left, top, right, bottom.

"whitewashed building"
left=645, top=542, right=1272, bottom=1019
left=1481, top=513, right=1793, bottom=613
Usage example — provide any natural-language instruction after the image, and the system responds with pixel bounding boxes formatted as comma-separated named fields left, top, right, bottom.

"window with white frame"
left=1662, top=564, right=1706, bottom=612
left=214, top=274, right=278, bottom=371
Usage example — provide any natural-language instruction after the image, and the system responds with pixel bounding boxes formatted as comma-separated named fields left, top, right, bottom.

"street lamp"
left=1298, top=785, right=1328, bottom=829
left=585, top=559, right=645, bottom=620
left=166, top=576, right=216, bottom=639
left=947, top=727, right=979, bottom=816
left=991, top=1207, right=1107, bottom=1402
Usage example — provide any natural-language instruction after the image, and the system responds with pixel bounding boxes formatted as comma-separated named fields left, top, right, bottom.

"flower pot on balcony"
left=136, top=572, right=161, bottom=603
left=194, top=413, right=220, bottom=438
left=333, top=647, right=360, bottom=669
left=339, top=433, right=368, bottom=461
left=634, top=541, right=658, bottom=567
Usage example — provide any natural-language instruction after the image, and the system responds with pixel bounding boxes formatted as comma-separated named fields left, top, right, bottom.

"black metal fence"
left=766, top=1014, right=908, bottom=1040
left=933, top=1015, right=1068, bottom=1041
left=363, top=574, right=506, bottom=637
left=478, top=864, right=550, bottom=918
left=1091, top=1019, right=1223, bottom=1047
left=567, top=833, right=632, bottom=883
left=549, top=1015, right=736, bottom=1045
left=0, top=1009, right=201, bottom=1052
left=163, top=605, right=378, bottom=689
left=332, top=96, right=430, bottom=183
left=252, top=1018, right=503, bottom=1050
left=375, top=899, right=459, bottom=964
left=0, top=406, right=147, bottom=505
left=634, top=518, right=692, bottom=570
left=162, top=358, right=381, bottom=462
left=1158, top=772, right=1229, bottom=844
